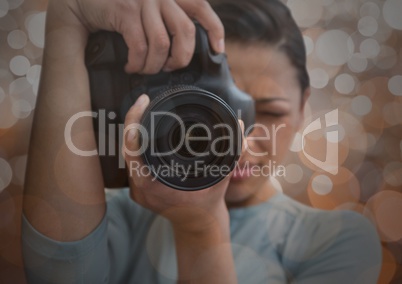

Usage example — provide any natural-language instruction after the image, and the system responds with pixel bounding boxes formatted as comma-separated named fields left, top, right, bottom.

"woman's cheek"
left=268, top=119, right=295, bottom=163
left=282, top=129, right=299, bottom=163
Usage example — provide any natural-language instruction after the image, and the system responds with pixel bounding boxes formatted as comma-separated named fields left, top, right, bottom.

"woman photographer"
left=22, top=0, right=382, bottom=283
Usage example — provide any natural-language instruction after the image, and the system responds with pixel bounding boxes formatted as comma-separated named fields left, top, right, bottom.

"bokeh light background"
left=0, top=0, right=401, bottom=283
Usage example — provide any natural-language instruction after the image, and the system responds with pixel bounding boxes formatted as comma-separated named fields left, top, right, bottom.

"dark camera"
left=85, top=23, right=255, bottom=190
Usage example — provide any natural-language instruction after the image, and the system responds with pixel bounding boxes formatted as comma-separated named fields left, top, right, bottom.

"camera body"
left=85, top=23, right=255, bottom=190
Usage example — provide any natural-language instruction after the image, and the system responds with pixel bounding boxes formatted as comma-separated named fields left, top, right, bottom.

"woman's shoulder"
left=269, top=193, right=382, bottom=281
left=263, top=193, right=380, bottom=251
left=273, top=193, right=379, bottom=241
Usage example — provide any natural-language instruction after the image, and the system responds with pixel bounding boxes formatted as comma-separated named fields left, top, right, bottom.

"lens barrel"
left=139, top=86, right=242, bottom=190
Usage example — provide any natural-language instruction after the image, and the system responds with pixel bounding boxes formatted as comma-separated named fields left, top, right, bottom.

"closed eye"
left=257, top=111, right=289, bottom=117
left=255, top=98, right=291, bottom=118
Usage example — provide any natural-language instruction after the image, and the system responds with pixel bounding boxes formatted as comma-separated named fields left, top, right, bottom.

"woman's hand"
left=122, top=94, right=247, bottom=232
left=49, top=0, right=224, bottom=74
left=123, top=95, right=242, bottom=282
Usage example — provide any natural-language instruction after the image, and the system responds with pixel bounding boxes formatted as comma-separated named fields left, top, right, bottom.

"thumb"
left=122, top=94, right=150, bottom=162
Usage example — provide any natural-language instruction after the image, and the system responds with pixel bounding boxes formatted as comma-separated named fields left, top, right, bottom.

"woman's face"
left=225, top=42, right=308, bottom=207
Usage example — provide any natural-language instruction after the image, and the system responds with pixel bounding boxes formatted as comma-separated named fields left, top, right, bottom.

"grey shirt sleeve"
left=22, top=189, right=158, bottom=284
left=22, top=212, right=110, bottom=284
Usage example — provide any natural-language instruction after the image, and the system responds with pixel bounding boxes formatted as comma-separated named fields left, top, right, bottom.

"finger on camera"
left=161, top=1, right=196, bottom=71
left=176, top=0, right=225, bottom=53
left=121, top=14, right=148, bottom=73
left=122, top=94, right=150, bottom=159
left=123, top=24, right=148, bottom=73
left=140, top=1, right=171, bottom=74
left=238, top=120, right=248, bottom=153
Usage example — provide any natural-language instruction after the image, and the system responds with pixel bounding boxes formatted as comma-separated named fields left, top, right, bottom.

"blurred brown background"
left=0, top=0, right=401, bottom=283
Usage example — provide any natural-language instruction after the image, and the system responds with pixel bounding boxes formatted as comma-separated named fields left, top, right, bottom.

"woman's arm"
left=23, top=0, right=237, bottom=282
left=173, top=205, right=236, bottom=283
left=123, top=96, right=245, bottom=283
left=23, top=0, right=225, bottom=242
left=23, top=0, right=106, bottom=241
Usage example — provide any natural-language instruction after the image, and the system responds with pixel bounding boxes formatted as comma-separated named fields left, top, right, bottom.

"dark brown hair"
left=210, top=0, right=310, bottom=95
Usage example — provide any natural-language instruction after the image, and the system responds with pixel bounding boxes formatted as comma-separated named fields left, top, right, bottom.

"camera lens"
left=140, top=86, right=242, bottom=191
left=170, top=120, right=210, bottom=159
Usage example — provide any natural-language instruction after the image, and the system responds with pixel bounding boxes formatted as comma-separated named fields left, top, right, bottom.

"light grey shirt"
left=22, top=188, right=382, bottom=283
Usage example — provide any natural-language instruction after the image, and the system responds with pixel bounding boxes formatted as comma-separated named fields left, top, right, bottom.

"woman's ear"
left=297, top=87, right=311, bottom=131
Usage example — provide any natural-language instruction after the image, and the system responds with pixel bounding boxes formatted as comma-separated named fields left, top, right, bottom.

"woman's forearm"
left=23, top=1, right=106, bottom=241
left=173, top=205, right=237, bottom=283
